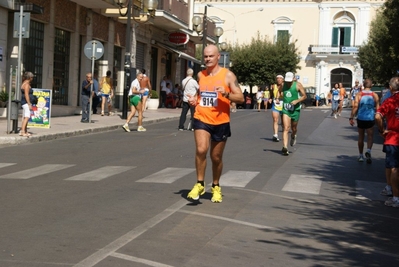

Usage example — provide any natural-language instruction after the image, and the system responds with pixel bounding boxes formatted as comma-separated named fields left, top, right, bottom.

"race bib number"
left=333, top=95, right=340, bottom=101
left=273, top=99, right=282, bottom=107
left=200, top=91, right=218, bottom=107
left=284, top=103, right=295, bottom=111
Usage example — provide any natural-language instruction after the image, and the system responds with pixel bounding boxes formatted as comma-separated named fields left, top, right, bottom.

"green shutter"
left=277, top=30, right=289, bottom=43
left=344, top=27, right=351, bottom=46
left=331, top=28, right=339, bottom=47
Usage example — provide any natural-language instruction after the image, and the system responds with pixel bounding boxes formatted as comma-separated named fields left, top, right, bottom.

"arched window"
left=331, top=11, right=355, bottom=47
left=272, top=16, right=294, bottom=43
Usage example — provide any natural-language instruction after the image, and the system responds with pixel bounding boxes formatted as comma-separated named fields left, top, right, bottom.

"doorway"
left=330, top=68, right=352, bottom=89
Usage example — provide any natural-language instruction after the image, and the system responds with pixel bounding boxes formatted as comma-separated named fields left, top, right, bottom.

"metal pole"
left=89, top=41, right=96, bottom=123
left=14, top=5, right=24, bottom=133
left=201, top=6, right=207, bottom=68
left=7, top=66, right=12, bottom=134
left=122, top=0, right=132, bottom=120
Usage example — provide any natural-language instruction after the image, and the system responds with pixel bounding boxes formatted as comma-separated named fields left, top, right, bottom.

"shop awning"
left=156, top=43, right=201, bottom=65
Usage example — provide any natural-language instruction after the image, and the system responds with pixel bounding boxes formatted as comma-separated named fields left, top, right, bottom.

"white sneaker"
left=334, top=114, right=337, bottom=119
left=122, top=123, right=130, bottom=132
left=137, top=126, right=146, bottom=132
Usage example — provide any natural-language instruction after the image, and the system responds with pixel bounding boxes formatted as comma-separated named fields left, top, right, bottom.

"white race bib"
left=200, top=91, right=218, bottom=107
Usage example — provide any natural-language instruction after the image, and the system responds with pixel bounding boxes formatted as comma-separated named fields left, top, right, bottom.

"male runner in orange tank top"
left=186, top=44, right=244, bottom=203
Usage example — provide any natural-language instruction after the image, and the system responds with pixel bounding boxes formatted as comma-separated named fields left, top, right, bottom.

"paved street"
left=0, top=107, right=398, bottom=267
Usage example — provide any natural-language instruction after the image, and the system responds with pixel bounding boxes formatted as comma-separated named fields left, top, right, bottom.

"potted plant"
left=147, top=90, right=159, bottom=110
left=0, top=91, right=9, bottom=108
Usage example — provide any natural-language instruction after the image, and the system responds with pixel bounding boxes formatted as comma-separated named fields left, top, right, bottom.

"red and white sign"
left=168, top=32, right=189, bottom=45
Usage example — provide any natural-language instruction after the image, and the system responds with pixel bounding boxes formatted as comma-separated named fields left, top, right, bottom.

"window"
left=136, top=41, right=145, bottom=71
left=332, top=27, right=351, bottom=47
left=331, top=11, right=355, bottom=49
left=277, top=30, right=289, bottom=43
left=53, top=28, right=71, bottom=105
left=23, top=20, right=44, bottom=88
left=272, top=16, right=294, bottom=43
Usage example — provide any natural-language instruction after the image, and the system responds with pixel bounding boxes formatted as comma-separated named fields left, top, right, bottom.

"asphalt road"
left=0, top=107, right=398, bottom=267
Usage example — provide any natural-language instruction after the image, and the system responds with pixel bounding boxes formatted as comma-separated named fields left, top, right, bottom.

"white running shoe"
left=137, top=126, right=146, bottom=132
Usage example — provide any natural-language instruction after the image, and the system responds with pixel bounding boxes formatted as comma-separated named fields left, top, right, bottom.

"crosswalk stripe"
left=282, top=174, right=322, bottom=195
left=136, top=167, right=195, bottom=183
left=355, top=180, right=386, bottom=201
left=218, top=171, right=260, bottom=188
left=65, top=166, right=136, bottom=181
left=0, top=164, right=75, bottom=179
left=0, top=163, right=16, bottom=169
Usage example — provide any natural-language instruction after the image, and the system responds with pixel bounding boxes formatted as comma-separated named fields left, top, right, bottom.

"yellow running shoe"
left=187, top=183, right=205, bottom=200
left=211, top=186, right=222, bottom=203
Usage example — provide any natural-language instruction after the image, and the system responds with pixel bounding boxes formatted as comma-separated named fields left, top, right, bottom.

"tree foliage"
left=358, top=0, right=399, bottom=83
left=229, top=32, right=301, bottom=89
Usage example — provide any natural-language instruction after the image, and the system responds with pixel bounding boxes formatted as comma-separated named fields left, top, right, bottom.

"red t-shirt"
left=376, top=92, right=399, bottom=146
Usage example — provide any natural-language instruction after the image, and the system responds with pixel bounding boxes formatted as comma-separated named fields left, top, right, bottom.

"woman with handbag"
left=19, top=72, right=35, bottom=137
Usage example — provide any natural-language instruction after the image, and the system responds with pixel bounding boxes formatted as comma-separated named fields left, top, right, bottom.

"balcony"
left=308, top=45, right=359, bottom=56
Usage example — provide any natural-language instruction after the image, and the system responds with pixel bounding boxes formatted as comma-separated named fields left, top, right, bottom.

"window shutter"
left=136, top=42, right=145, bottom=71
left=344, top=27, right=351, bottom=46
left=331, top=28, right=339, bottom=47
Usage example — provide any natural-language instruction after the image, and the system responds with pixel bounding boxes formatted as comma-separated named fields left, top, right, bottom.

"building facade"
left=0, top=0, right=215, bottom=114
left=196, top=0, right=385, bottom=97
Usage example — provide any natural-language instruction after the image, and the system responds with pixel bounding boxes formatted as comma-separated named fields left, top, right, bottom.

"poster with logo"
left=28, top=89, right=52, bottom=128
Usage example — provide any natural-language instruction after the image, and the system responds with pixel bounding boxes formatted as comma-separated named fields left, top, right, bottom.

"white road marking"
left=176, top=209, right=399, bottom=259
left=73, top=199, right=188, bottom=267
left=136, top=167, right=195, bottom=183
left=355, top=180, right=386, bottom=201
left=65, top=166, right=135, bottom=181
left=0, top=164, right=74, bottom=179
left=218, top=171, right=260, bottom=188
left=282, top=174, right=323, bottom=194
left=110, top=252, right=174, bottom=267
left=0, top=163, right=16, bottom=168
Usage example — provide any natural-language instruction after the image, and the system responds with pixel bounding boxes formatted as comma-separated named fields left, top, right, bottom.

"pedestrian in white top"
left=178, top=68, right=199, bottom=130
left=122, top=72, right=146, bottom=132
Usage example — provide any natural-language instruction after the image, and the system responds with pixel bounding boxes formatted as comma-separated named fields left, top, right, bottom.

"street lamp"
left=115, top=0, right=158, bottom=119
left=207, top=4, right=263, bottom=47
left=192, top=6, right=224, bottom=67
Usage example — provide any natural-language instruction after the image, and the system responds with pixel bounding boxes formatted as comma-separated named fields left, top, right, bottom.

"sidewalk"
left=0, top=108, right=182, bottom=145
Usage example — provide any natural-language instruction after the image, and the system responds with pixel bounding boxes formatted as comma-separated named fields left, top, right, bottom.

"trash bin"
left=9, top=100, right=20, bottom=120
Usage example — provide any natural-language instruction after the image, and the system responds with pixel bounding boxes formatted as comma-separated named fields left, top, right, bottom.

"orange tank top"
left=194, top=68, right=231, bottom=125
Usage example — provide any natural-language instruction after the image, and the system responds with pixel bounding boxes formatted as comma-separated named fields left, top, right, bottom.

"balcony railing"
left=308, top=45, right=360, bottom=55
left=158, top=0, right=189, bottom=24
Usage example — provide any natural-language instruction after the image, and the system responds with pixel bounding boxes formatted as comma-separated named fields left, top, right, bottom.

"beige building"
left=196, top=0, right=384, bottom=97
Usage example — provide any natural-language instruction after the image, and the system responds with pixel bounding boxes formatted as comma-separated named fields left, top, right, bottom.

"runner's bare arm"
left=226, top=71, right=244, bottom=104
left=292, top=82, right=307, bottom=106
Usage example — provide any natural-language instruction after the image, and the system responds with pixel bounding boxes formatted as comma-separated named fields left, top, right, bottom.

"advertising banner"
left=28, top=88, right=52, bottom=128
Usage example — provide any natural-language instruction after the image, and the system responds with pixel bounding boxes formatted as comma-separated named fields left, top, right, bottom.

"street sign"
left=218, top=52, right=230, bottom=68
left=13, top=12, right=30, bottom=38
left=84, top=40, right=104, bottom=60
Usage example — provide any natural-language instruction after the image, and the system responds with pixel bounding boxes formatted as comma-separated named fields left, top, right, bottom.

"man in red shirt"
left=375, top=77, right=399, bottom=207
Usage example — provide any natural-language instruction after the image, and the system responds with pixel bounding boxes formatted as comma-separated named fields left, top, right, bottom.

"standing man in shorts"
left=270, top=75, right=284, bottom=142
left=375, top=77, right=399, bottom=207
left=186, top=44, right=244, bottom=203
left=281, top=72, right=307, bottom=156
left=122, top=72, right=146, bottom=132
left=349, top=79, right=379, bottom=163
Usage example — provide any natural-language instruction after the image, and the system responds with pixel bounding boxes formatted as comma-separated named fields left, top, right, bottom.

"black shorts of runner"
left=193, top=118, right=231, bottom=142
left=385, top=145, right=399, bottom=168
left=357, top=119, right=375, bottom=129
